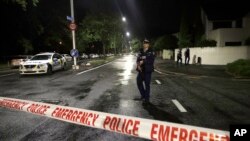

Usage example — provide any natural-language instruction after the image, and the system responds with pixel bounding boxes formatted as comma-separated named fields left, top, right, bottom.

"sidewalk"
left=154, top=58, right=232, bottom=78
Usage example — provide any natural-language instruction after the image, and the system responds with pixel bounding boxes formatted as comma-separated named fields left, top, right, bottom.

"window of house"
left=236, top=19, right=242, bottom=28
left=225, top=42, right=242, bottom=46
left=213, top=21, right=232, bottom=29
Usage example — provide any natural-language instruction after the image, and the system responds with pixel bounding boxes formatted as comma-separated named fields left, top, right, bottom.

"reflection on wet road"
left=118, top=55, right=134, bottom=85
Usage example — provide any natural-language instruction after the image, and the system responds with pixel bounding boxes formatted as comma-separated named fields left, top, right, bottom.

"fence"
left=174, top=46, right=250, bottom=65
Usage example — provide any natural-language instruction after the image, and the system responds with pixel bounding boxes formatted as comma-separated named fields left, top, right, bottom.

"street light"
left=126, top=32, right=130, bottom=37
left=122, top=17, right=126, bottom=22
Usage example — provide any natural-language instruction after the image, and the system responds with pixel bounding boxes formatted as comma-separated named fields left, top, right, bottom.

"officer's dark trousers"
left=137, top=72, right=152, bottom=101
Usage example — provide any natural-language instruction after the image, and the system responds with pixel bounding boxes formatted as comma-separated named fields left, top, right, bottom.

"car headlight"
left=38, top=64, right=47, bottom=69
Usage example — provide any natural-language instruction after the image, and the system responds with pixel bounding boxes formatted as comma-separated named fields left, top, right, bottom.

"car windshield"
left=30, top=55, right=51, bottom=60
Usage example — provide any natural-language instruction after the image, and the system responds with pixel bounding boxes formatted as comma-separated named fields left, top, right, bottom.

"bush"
left=197, top=39, right=217, bottom=47
left=227, top=59, right=250, bottom=77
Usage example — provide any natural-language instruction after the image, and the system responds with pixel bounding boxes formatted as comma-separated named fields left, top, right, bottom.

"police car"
left=19, top=52, right=66, bottom=75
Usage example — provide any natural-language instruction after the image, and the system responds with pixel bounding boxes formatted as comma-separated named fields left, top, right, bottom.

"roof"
left=36, top=52, right=56, bottom=56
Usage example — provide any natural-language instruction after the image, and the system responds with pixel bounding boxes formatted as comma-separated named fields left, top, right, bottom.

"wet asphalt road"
left=0, top=55, right=250, bottom=141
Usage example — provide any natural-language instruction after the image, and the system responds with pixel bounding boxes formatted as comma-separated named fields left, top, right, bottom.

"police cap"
left=143, top=39, right=150, bottom=44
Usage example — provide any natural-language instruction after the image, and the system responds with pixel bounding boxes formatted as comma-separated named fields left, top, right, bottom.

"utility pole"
left=70, top=0, right=79, bottom=69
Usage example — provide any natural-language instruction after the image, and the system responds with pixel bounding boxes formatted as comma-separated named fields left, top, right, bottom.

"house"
left=201, top=8, right=250, bottom=47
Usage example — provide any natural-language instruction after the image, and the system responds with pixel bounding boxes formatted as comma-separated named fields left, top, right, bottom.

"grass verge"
left=227, top=59, right=250, bottom=78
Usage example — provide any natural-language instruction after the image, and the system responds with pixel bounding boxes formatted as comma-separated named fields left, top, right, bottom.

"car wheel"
left=47, top=65, right=52, bottom=75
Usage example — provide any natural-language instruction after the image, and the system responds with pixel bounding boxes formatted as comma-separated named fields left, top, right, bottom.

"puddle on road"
left=90, top=87, right=121, bottom=112
left=25, top=90, right=49, bottom=96
left=39, top=99, right=69, bottom=106
left=62, top=80, right=96, bottom=100
left=48, top=82, right=63, bottom=87
left=39, top=99, right=63, bottom=105
left=142, top=103, right=183, bottom=124
left=120, top=99, right=137, bottom=108
left=76, top=94, right=88, bottom=100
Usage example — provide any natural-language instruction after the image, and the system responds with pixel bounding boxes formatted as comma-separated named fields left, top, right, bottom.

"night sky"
left=1, top=0, right=249, bottom=56
left=74, top=0, right=249, bottom=39
left=75, top=0, right=182, bottom=38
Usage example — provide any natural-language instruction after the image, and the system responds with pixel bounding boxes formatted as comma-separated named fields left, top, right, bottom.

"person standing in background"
left=184, top=47, right=190, bottom=65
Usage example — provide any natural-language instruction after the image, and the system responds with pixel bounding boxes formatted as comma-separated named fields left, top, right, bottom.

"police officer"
left=136, top=39, right=155, bottom=103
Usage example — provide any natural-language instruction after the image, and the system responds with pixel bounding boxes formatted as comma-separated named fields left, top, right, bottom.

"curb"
left=73, top=57, right=119, bottom=73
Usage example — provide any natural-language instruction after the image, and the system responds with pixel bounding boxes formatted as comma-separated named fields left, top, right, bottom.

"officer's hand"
left=137, top=65, right=142, bottom=72
left=139, top=60, right=143, bottom=65
left=141, top=56, right=146, bottom=59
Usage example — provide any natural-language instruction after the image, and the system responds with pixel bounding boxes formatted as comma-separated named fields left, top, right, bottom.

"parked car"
left=88, top=54, right=101, bottom=59
left=19, top=52, right=66, bottom=75
left=81, top=53, right=88, bottom=59
left=10, top=55, right=32, bottom=68
left=62, top=54, right=73, bottom=62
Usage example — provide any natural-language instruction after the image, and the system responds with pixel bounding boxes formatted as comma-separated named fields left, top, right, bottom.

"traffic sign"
left=69, top=23, right=77, bottom=30
left=70, top=49, right=79, bottom=57
left=66, top=16, right=73, bottom=22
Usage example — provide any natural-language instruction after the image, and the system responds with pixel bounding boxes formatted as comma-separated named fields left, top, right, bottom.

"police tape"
left=0, top=97, right=229, bottom=141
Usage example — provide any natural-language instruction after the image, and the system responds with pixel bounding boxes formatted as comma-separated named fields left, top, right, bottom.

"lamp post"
left=70, top=0, right=79, bottom=69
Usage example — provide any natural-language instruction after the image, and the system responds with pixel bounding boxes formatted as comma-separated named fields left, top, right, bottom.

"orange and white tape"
left=0, top=97, right=229, bottom=141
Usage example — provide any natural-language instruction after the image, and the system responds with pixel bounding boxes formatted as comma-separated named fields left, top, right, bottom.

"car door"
left=57, top=54, right=65, bottom=69
left=52, top=54, right=61, bottom=70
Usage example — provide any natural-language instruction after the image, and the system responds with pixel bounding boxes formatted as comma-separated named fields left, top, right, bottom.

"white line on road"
left=76, top=61, right=113, bottom=75
left=172, top=99, right=187, bottom=112
left=0, top=73, right=16, bottom=78
left=154, top=69, right=163, bottom=74
left=155, top=80, right=162, bottom=85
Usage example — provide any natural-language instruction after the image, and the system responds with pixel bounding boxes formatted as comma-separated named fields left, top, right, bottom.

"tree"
left=154, top=35, right=178, bottom=51
left=18, top=38, right=33, bottom=54
left=131, top=38, right=141, bottom=52
left=1, top=0, right=71, bottom=55
left=77, top=13, right=123, bottom=54
left=178, top=1, right=205, bottom=48
left=178, top=5, right=192, bottom=48
left=192, top=1, right=204, bottom=46
left=3, top=0, right=39, bottom=10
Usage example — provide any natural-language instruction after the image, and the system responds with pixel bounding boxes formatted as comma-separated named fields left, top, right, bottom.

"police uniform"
left=136, top=40, right=155, bottom=102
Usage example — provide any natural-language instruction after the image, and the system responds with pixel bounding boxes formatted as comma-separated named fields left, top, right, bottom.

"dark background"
left=0, top=0, right=249, bottom=56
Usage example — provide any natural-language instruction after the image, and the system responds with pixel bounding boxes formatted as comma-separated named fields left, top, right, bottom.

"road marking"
left=155, top=80, right=162, bottom=85
left=154, top=69, right=181, bottom=76
left=172, top=99, right=187, bottom=112
left=0, top=73, right=16, bottom=78
left=187, top=76, right=201, bottom=79
left=154, top=69, right=163, bottom=74
left=76, top=61, right=113, bottom=75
